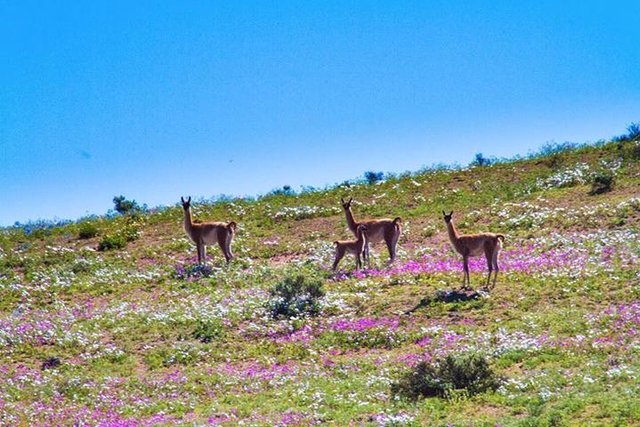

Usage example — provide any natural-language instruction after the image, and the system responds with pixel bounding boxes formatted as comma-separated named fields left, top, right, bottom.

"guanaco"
left=341, top=197, right=401, bottom=264
left=181, top=196, right=236, bottom=265
left=332, top=224, right=369, bottom=271
left=443, top=211, right=504, bottom=289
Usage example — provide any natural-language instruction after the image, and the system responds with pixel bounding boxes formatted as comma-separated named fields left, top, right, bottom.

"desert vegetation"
left=0, top=135, right=639, bottom=426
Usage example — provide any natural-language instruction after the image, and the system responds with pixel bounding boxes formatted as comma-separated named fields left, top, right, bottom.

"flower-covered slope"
left=0, top=140, right=639, bottom=426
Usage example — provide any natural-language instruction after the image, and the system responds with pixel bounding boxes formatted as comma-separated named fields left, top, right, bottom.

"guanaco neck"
left=344, top=206, right=358, bottom=233
left=446, top=220, right=460, bottom=245
left=183, top=208, right=194, bottom=233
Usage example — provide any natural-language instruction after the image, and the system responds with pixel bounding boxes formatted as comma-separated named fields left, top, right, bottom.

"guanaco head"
left=181, top=196, right=192, bottom=210
left=356, top=224, right=368, bottom=236
left=340, top=197, right=353, bottom=210
left=442, top=210, right=454, bottom=223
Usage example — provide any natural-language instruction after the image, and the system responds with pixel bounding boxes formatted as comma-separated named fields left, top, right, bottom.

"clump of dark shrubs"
left=536, top=141, right=579, bottom=157
left=14, top=219, right=72, bottom=238
left=112, top=195, right=145, bottom=215
left=627, top=122, right=640, bottom=141
left=613, top=122, right=640, bottom=143
left=470, top=152, right=496, bottom=167
left=391, top=353, right=501, bottom=400
left=589, top=170, right=615, bottom=195
left=267, top=274, right=325, bottom=319
left=77, top=221, right=99, bottom=239
left=269, top=185, right=296, bottom=196
left=364, top=171, right=385, bottom=185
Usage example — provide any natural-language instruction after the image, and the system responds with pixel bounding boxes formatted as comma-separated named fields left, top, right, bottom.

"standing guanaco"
left=332, top=224, right=369, bottom=271
left=181, top=197, right=236, bottom=265
left=341, top=197, right=401, bottom=264
left=443, top=211, right=504, bottom=289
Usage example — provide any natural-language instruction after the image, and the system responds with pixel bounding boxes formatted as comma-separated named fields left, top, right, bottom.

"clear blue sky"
left=1, top=1, right=639, bottom=226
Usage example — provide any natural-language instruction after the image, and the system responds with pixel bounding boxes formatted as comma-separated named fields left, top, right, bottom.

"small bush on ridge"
left=613, top=121, right=640, bottom=143
left=269, top=185, right=296, bottom=196
left=113, top=195, right=145, bottom=215
left=536, top=141, right=579, bottom=157
left=364, top=171, right=385, bottom=185
left=470, top=152, right=495, bottom=167
left=627, top=122, right=640, bottom=141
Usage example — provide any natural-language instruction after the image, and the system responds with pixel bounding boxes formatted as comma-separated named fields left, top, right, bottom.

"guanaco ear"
left=181, top=197, right=185, bottom=204
left=449, top=211, right=453, bottom=216
left=348, top=197, right=353, bottom=204
left=187, top=196, right=191, bottom=203
left=341, top=197, right=345, bottom=204
left=442, top=210, right=446, bottom=216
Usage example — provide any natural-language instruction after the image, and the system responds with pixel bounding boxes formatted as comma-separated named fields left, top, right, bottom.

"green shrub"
left=268, top=185, right=295, bottom=196
left=98, top=234, right=127, bottom=251
left=470, top=152, right=496, bottom=167
left=391, top=353, right=501, bottom=400
left=267, top=274, right=325, bottom=319
left=192, top=319, right=223, bottom=343
left=535, top=141, right=579, bottom=157
left=627, top=122, right=640, bottom=141
left=619, top=140, right=640, bottom=161
left=364, top=171, right=384, bottom=185
left=613, top=121, right=640, bottom=143
left=121, top=223, right=140, bottom=242
left=97, top=221, right=140, bottom=251
left=112, top=195, right=145, bottom=215
left=589, top=171, right=615, bottom=195
left=77, top=221, right=99, bottom=239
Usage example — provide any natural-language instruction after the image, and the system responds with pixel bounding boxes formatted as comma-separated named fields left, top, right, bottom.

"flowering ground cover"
left=0, top=140, right=639, bottom=425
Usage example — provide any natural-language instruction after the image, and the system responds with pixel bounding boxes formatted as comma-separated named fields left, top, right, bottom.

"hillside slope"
left=1, top=139, right=639, bottom=426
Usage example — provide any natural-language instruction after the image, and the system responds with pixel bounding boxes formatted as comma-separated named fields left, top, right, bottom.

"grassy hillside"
left=1, top=137, right=639, bottom=426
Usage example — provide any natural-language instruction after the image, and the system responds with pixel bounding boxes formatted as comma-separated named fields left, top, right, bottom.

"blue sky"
left=1, top=1, right=639, bottom=226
